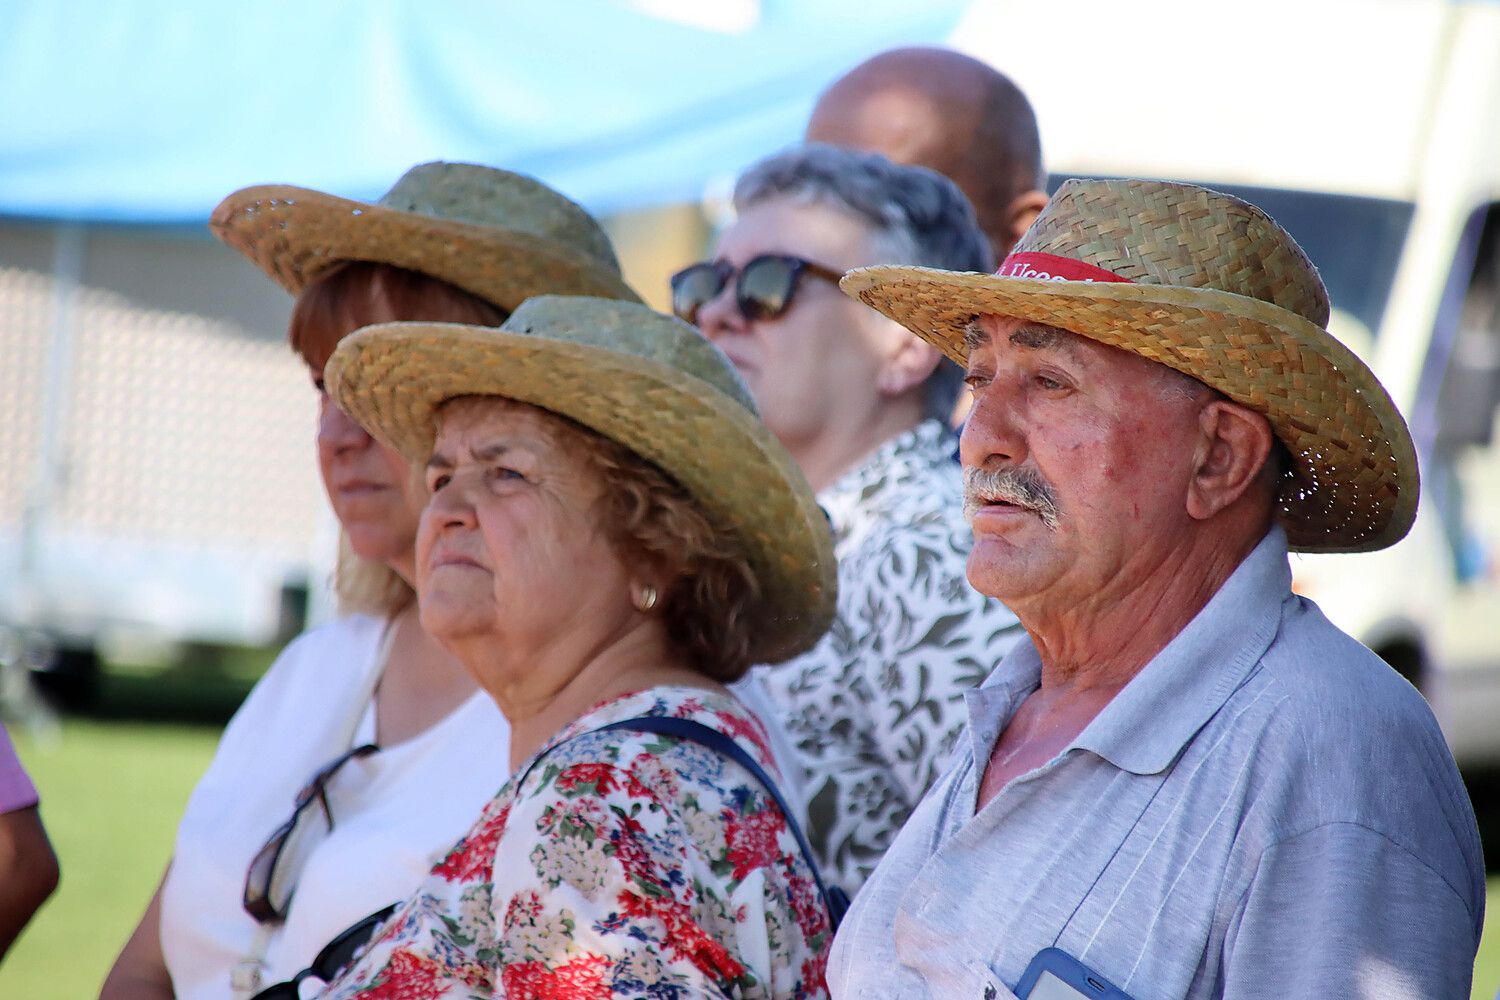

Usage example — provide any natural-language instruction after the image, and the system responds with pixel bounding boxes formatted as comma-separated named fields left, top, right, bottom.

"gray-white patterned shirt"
left=736, top=419, right=1022, bottom=897
left=829, top=526, right=1483, bottom=1000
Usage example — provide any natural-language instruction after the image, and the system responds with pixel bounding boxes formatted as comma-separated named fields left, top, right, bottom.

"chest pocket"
left=1044, top=779, right=1233, bottom=1000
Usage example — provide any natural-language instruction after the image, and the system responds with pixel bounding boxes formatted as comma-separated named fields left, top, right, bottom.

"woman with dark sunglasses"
left=673, top=143, right=1027, bottom=900
left=101, top=163, right=641, bottom=1000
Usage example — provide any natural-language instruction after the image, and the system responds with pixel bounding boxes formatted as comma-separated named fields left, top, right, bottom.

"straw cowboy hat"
left=210, top=161, right=640, bottom=310
left=323, top=295, right=837, bottom=664
left=841, top=177, right=1418, bottom=554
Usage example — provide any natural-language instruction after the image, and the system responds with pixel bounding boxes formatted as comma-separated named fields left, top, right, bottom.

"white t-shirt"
left=159, top=614, right=511, bottom=999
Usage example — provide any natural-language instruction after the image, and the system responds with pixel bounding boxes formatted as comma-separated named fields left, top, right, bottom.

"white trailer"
left=0, top=220, right=328, bottom=695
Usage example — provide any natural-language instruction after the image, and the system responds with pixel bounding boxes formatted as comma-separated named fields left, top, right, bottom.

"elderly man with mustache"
left=828, top=178, right=1483, bottom=999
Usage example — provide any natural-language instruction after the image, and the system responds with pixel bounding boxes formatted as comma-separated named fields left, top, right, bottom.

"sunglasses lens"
left=242, top=817, right=293, bottom=922
left=243, top=744, right=378, bottom=926
left=670, top=264, right=725, bottom=324
left=737, top=257, right=799, bottom=321
left=311, top=904, right=398, bottom=980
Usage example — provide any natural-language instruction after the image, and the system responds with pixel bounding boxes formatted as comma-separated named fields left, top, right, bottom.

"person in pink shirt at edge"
left=0, top=721, right=59, bottom=961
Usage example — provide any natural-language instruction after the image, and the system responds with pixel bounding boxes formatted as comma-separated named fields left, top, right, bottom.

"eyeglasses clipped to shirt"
left=241, top=742, right=380, bottom=924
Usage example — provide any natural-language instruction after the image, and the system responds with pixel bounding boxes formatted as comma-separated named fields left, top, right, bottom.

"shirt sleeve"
left=489, top=745, right=826, bottom=1000
left=0, top=723, right=38, bottom=813
left=1221, top=822, right=1480, bottom=999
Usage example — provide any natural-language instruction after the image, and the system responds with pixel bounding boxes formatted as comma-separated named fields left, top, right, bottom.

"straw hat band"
left=1010, top=181, right=1330, bottom=325
left=996, top=253, right=1133, bottom=284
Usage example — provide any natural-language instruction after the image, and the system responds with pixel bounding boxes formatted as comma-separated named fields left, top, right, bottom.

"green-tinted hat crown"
left=379, top=162, right=621, bottom=272
left=501, top=296, right=760, bottom=417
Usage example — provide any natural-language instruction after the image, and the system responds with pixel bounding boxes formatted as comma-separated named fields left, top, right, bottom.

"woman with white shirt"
left=100, top=161, right=641, bottom=1000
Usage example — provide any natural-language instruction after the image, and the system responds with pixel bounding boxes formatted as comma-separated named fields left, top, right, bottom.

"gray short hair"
left=734, top=143, right=993, bottom=421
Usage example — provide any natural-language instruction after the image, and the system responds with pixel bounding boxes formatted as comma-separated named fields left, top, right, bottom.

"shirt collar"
left=1068, top=526, right=1293, bottom=775
left=965, top=648, right=1042, bottom=768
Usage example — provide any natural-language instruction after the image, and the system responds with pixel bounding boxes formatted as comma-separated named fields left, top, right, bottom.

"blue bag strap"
left=517, top=714, right=848, bottom=930
left=594, top=716, right=849, bottom=931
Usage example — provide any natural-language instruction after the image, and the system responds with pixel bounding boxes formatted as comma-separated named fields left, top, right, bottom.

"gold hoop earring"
left=635, top=584, right=658, bottom=612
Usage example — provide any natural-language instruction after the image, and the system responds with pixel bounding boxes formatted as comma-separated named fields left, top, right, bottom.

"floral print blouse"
left=320, top=686, right=832, bottom=1000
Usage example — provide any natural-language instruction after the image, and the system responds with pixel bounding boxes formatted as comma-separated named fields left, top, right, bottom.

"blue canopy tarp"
left=0, top=0, right=967, bottom=223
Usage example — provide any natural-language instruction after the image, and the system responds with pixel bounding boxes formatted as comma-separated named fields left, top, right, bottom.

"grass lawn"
left=1481, top=889, right=1500, bottom=999
left=1, top=716, right=221, bottom=999
left=3, top=710, right=1500, bottom=998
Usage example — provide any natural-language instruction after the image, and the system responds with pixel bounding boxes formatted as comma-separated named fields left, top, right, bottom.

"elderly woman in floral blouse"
left=298, top=295, right=838, bottom=1000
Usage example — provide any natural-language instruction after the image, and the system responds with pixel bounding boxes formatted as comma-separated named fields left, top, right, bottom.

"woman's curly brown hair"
left=583, top=431, right=763, bottom=682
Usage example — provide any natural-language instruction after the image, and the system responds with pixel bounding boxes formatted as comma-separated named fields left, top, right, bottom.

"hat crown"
left=1016, top=179, right=1331, bottom=327
left=500, top=296, right=760, bottom=416
left=378, top=162, right=622, bottom=272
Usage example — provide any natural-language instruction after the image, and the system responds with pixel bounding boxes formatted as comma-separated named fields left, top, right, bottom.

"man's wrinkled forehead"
left=964, top=315, right=1088, bottom=359
left=964, top=313, right=1223, bottom=407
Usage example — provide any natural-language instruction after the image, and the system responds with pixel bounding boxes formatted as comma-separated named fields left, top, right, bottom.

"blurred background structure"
left=0, top=0, right=970, bottom=700
left=2, top=0, right=1500, bottom=996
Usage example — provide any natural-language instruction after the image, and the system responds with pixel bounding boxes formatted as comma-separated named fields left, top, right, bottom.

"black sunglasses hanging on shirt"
left=248, top=903, right=397, bottom=1000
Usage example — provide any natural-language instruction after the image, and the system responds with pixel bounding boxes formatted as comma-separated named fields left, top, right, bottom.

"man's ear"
left=1186, top=400, right=1275, bottom=521
left=1003, top=189, right=1050, bottom=249
left=876, top=332, right=943, bottom=396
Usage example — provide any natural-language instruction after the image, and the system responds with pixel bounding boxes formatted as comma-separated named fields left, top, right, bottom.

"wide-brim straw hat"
left=842, top=178, right=1417, bottom=554
left=210, top=161, right=640, bottom=311
left=323, top=295, right=836, bottom=664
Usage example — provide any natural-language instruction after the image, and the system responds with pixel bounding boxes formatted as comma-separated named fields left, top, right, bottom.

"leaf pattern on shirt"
left=752, top=420, right=1022, bottom=896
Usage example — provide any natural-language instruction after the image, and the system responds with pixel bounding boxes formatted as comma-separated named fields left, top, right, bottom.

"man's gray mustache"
left=962, top=466, right=1061, bottom=530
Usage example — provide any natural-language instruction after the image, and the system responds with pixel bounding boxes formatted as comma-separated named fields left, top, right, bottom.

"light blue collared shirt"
left=828, top=527, right=1483, bottom=1000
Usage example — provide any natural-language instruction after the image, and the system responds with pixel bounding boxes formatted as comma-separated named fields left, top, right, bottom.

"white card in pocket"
left=966, top=960, right=1022, bottom=1000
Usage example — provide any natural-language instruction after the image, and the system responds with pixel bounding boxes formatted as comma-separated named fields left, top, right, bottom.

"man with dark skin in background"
left=806, top=46, right=1048, bottom=260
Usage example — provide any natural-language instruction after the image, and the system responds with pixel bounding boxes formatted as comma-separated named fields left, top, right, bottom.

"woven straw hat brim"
left=324, top=322, right=836, bottom=664
left=842, top=265, right=1418, bottom=554
left=210, top=185, right=642, bottom=311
